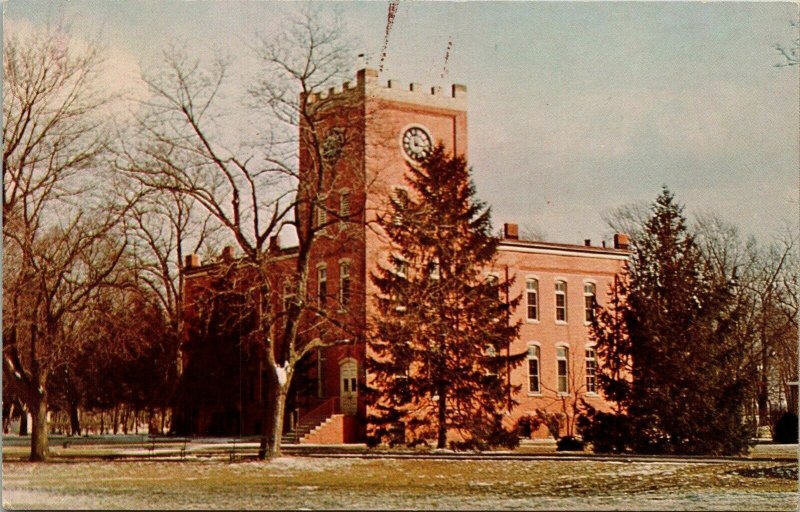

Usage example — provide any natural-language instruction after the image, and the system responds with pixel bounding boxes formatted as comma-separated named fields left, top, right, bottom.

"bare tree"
left=685, top=212, right=797, bottom=429
left=774, top=18, right=799, bottom=67
left=122, top=10, right=366, bottom=458
left=2, top=25, right=133, bottom=461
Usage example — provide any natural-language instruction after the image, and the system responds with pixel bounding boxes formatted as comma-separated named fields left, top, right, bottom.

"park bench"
left=146, top=435, right=190, bottom=460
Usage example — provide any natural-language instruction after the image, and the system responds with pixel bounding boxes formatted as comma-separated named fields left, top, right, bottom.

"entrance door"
left=340, top=359, right=358, bottom=415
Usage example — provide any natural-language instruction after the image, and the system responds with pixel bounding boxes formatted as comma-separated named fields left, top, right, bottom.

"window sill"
left=584, top=392, right=599, bottom=397
left=557, top=392, right=570, bottom=397
left=555, top=320, right=568, bottom=326
left=525, top=319, right=540, bottom=324
left=527, top=392, right=542, bottom=397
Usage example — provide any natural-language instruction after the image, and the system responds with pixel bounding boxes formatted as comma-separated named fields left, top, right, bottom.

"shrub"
left=516, top=415, right=534, bottom=438
left=531, top=409, right=562, bottom=440
left=556, top=436, right=584, bottom=451
left=773, top=412, right=799, bottom=444
left=577, top=410, right=632, bottom=453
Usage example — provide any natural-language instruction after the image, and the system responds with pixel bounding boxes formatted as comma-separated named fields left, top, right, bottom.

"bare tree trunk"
left=100, top=411, right=105, bottom=435
left=30, top=397, right=49, bottom=461
left=4, top=403, right=15, bottom=434
left=258, top=365, right=277, bottom=460
left=270, top=388, right=288, bottom=458
left=758, top=353, right=770, bottom=426
left=69, top=403, right=81, bottom=436
left=19, top=409, right=28, bottom=436
left=437, top=385, right=447, bottom=449
left=112, top=406, right=119, bottom=434
left=122, top=407, right=129, bottom=434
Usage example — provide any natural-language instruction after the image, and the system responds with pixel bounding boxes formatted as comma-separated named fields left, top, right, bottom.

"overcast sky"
left=6, top=1, right=799, bottom=245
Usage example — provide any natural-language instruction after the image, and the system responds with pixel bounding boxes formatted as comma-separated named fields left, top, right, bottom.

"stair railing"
left=294, top=397, right=340, bottom=435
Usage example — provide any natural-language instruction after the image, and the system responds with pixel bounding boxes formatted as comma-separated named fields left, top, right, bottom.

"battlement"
left=307, top=68, right=467, bottom=110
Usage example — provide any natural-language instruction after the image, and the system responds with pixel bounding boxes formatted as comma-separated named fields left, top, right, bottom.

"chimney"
left=614, top=233, right=630, bottom=250
left=503, top=223, right=519, bottom=240
left=452, top=83, right=467, bottom=98
left=584, top=239, right=591, bottom=247
left=221, top=246, right=234, bottom=262
left=185, top=254, right=200, bottom=269
left=602, top=241, right=607, bottom=248
left=269, top=235, right=281, bottom=253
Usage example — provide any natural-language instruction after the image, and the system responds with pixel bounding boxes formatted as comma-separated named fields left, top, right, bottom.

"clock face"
left=402, top=126, right=432, bottom=162
left=322, top=129, right=344, bottom=162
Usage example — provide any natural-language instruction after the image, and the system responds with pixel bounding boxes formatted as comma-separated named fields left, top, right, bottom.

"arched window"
left=585, top=347, right=597, bottom=394
left=527, top=345, right=540, bottom=393
left=555, top=280, right=567, bottom=322
left=557, top=345, right=569, bottom=393
left=584, top=282, right=597, bottom=323
left=526, top=278, right=539, bottom=321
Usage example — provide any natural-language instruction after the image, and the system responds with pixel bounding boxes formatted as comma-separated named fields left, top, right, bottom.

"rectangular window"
left=585, top=348, right=597, bottom=394
left=584, top=282, right=597, bottom=323
left=557, top=346, right=569, bottom=393
left=339, top=192, right=350, bottom=229
left=528, top=345, right=540, bottom=393
left=318, top=266, right=327, bottom=307
left=555, top=280, right=567, bottom=322
left=339, top=261, right=351, bottom=308
left=526, top=279, right=539, bottom=320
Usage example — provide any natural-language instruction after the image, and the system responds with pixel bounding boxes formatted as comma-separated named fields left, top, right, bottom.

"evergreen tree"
left=366, top=145, right=523, bottom=449
left=582, top=187, right=752, bottom=455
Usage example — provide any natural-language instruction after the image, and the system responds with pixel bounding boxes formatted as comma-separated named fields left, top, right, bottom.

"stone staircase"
left=283, top=397, right=340, bottom=444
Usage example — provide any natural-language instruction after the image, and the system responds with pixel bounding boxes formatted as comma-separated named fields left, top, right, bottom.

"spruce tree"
left=583, top=187, right=751, bottom=455
left=366, top=145, right=522, bottom=449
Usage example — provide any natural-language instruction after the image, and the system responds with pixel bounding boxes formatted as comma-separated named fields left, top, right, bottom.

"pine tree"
left=366, top=145, right=523, bottom=449
left=582, top=187, right=752, bottom=455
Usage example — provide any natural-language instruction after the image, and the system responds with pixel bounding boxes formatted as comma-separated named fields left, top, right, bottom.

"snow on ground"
left=3, top=456, right=797, bottom=510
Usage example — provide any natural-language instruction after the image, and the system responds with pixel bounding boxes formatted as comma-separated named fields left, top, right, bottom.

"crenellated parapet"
left=306, top=68, right=466, bottom=111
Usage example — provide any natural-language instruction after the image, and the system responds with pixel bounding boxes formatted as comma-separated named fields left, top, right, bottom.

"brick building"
left=177, top=69, right=629, bottom=442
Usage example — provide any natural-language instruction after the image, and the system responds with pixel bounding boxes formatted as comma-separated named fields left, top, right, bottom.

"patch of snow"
left=274, top=362, right=291, bottom=387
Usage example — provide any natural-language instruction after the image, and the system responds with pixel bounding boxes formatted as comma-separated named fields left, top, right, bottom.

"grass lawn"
left=3, top=455, right=797, bottom=510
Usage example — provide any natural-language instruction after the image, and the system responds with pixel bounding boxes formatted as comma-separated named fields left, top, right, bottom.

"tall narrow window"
left=283, top=283, right=295, bottom=312
left=396, top=258, right=408, bottom=279
left=318, top=266, right=327, bottom=307
left=339, top=261, right=351, bottom=308
left=430, top=258, right=440, bottom=280
left=316, top=202, right=327, bottom=232
left=585, top=347, right=597, bottom=394
left=557, top=345, right=569, bottom=393
left=526, top=278, right=539, bottom=321
left=485, top=274, right=499, bottom=299
left=555, top=280, right=567, bottom=322
left=339, top=192, right=350, bottom=229
left=391, top=187, right=409, bottom=226
left=527, top=345, right=540, bottom=393
left=584, top=282, right=597, bottom=323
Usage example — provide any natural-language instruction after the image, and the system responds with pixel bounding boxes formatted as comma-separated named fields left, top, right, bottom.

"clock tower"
left=299, top=68, right=467, bottom=438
